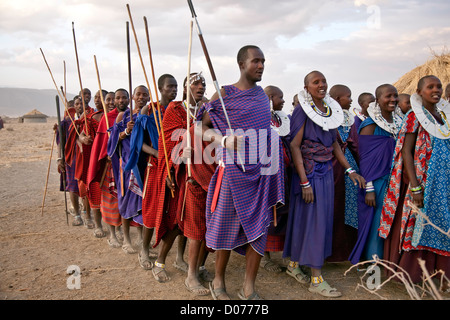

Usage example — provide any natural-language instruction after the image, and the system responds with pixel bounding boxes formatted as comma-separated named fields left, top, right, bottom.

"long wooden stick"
left=126, top=21, right=133, bottom=116
left=39, top=48, right=79, bottom=136
left=72, top=21, right=89, bottom=136
left=63, top=60, right=68, bottom=105
left=143, top=16, right=174, bottom=197
left=187, top=0, right=245, bottom=171
left=41, top=130, right=56, bottom=216
left=126, top=4, right=160, bottom=135
left=185, top=20, right=193, bottom=178
left=93, top=55, right=110, bottom=132
left=55, top=95, right=69, bottom=225
left=93, top=55, right=111, bottom=188
left=126, top=4, right=165, bottom=199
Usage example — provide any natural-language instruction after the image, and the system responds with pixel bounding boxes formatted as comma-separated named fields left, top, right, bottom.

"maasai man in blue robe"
left=107, top=86, right=149, bottom=254
left=200, top=46, right=285, bottom=300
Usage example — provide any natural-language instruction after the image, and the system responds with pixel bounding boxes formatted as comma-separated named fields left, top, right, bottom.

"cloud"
left=0, top=0, right=449, bottom=115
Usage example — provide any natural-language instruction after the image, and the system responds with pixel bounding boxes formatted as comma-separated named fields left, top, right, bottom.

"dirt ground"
left=0, top=118, right=440, bottom=306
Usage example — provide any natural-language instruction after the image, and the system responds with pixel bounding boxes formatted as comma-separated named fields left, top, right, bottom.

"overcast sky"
left=0, top=0, right=449, bottom=113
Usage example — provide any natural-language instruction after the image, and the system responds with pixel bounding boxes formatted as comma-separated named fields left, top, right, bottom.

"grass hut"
left=394, top=52, right=450, bottom=95
left=21, top=109, right=48, bottom=123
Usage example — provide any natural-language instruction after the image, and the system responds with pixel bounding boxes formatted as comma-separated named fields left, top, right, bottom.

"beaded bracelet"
left=300, top=181, right=311, bottom=189
left=365, top=181, right=374, bottom=193
left=345, top=167, right=356, bottom=175
left=410, top=185, right=422, bottom=192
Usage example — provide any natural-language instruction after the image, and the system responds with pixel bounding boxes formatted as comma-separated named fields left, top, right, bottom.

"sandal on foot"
left=138, top=252, right=153, bottom=270
left=122, top=243, right=137, bottom=254
left=238, top=288, right=263, bottom=300
left=72, top=215, right=83, bottom=226
left=185, top=279, right=210, bottom=296
left=84, top=218, right=94, bottom=229
left=286, top=267, right=310, bottom=284
left=107, top=238, right=121, bottom=248
left=308, top=281, right=342, bottom=298
left=152, top=262, right=170, bottom=283
left=94, top=227, right=106, bottom=238
left=173, top=261, right=188, bottom=273
left=209, top=282, right=230, bottom=300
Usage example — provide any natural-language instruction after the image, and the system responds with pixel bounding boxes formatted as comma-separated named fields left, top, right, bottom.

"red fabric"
left=176, top=124, right=217, bottom=240
left=150, top=101, right=188, bottom=247
left=141, top=155, right=159, bottom=229
left=87, top=108, right=119, bottom=201
left=100, top=162, right=121, bottom=226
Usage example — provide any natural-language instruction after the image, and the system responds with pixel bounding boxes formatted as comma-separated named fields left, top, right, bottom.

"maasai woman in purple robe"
left=349, top=84, right=402, bottom=265
left=283, top=71, right=365, bottom=298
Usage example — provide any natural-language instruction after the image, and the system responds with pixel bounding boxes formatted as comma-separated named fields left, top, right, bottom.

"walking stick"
left=126, top=4, right=160, bottom=135
left=39, top=48, right=79, bottom=136
left=185, top=20, right=193, bottom=178
left=72, top=22, right=89, bottom=136
left=94, top=55, right=111, bottom=188
left=187, top=0, right=245, bottom=171
left=126, top=5, right=165, bottom=199
left=143, top=16, right=175, bottom=197
left=126, top=21, right=133, bottom=117
left=41, top=130, right=56, bottom=216
left=56, top=95, right=69, bottom=225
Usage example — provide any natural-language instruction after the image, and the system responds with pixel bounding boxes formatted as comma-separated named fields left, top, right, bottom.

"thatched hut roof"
left=22, top=109, right=48, bottom=118
left=393, top=52, right=450, bottom=95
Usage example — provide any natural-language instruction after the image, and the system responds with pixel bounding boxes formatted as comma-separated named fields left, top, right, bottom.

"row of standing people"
left=55, top=45, right=450, bottom=300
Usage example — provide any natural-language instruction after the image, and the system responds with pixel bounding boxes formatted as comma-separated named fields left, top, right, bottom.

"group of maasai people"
left=54, top=45, right=450, bottom=300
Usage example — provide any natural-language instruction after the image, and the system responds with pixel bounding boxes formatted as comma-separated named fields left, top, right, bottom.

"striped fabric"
left=100, top=162, right=121, bottom=227
left=203, top=85, right=285, bottom=256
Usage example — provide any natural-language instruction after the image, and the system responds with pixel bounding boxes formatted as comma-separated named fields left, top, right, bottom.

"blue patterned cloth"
left=338, top=125, right=360, bottom=229
left=412, top=136, right=450, bottom=252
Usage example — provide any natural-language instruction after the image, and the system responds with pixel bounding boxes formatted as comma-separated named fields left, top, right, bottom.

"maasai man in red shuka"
left=174, top=73, right=217, bottom=296
left=149, top=73, right=208, bottom=284
left=88, top=91, right=123, bottom=247
left=65, top=94, right=96, bottom=229
left=200, top=46, right=285, bottom=300
left=139, top=74, right=177, bottom=270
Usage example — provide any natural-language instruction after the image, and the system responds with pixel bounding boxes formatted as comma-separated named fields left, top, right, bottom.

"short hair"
left=133, top=85, right=149, bottom=94
left=303, top=70, right=324, bottom=86
left=329, top=84, right=350, bottom=99
left=237, top=45, right=261, bottom=64
left=358, top=92, right=375, bottom=106
left=417, top=75, right=440, bottom=91
left=375, top=84, right=396, bottom=99
left=114, top=88, right=129, bottom=98
left=158, top=74, right=176, bottom=88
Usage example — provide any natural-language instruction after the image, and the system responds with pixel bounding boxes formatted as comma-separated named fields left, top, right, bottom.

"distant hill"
left=0, top=87, right=76, bottom=117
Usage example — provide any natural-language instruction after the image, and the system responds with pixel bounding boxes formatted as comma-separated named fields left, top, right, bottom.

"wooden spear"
left=93, top=55, right=111, bottom=188
left=187, top=0, right=245, bottom=171
left=126, top=21, right=133, bottom=116
left=72, top=21, right=89, bottom=136
left=39, top=48, right=79, bottom=136
left=41, top=130, right=56, bottom=216
left=125, top=4, right=164, bottom=199
left=55, top=95, right=69, bottom=225
left=143, top=16, right=175, bottom=197
left=185, top=20, right=193, bottom=178
left=125, top=4, right=160, bottom=135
